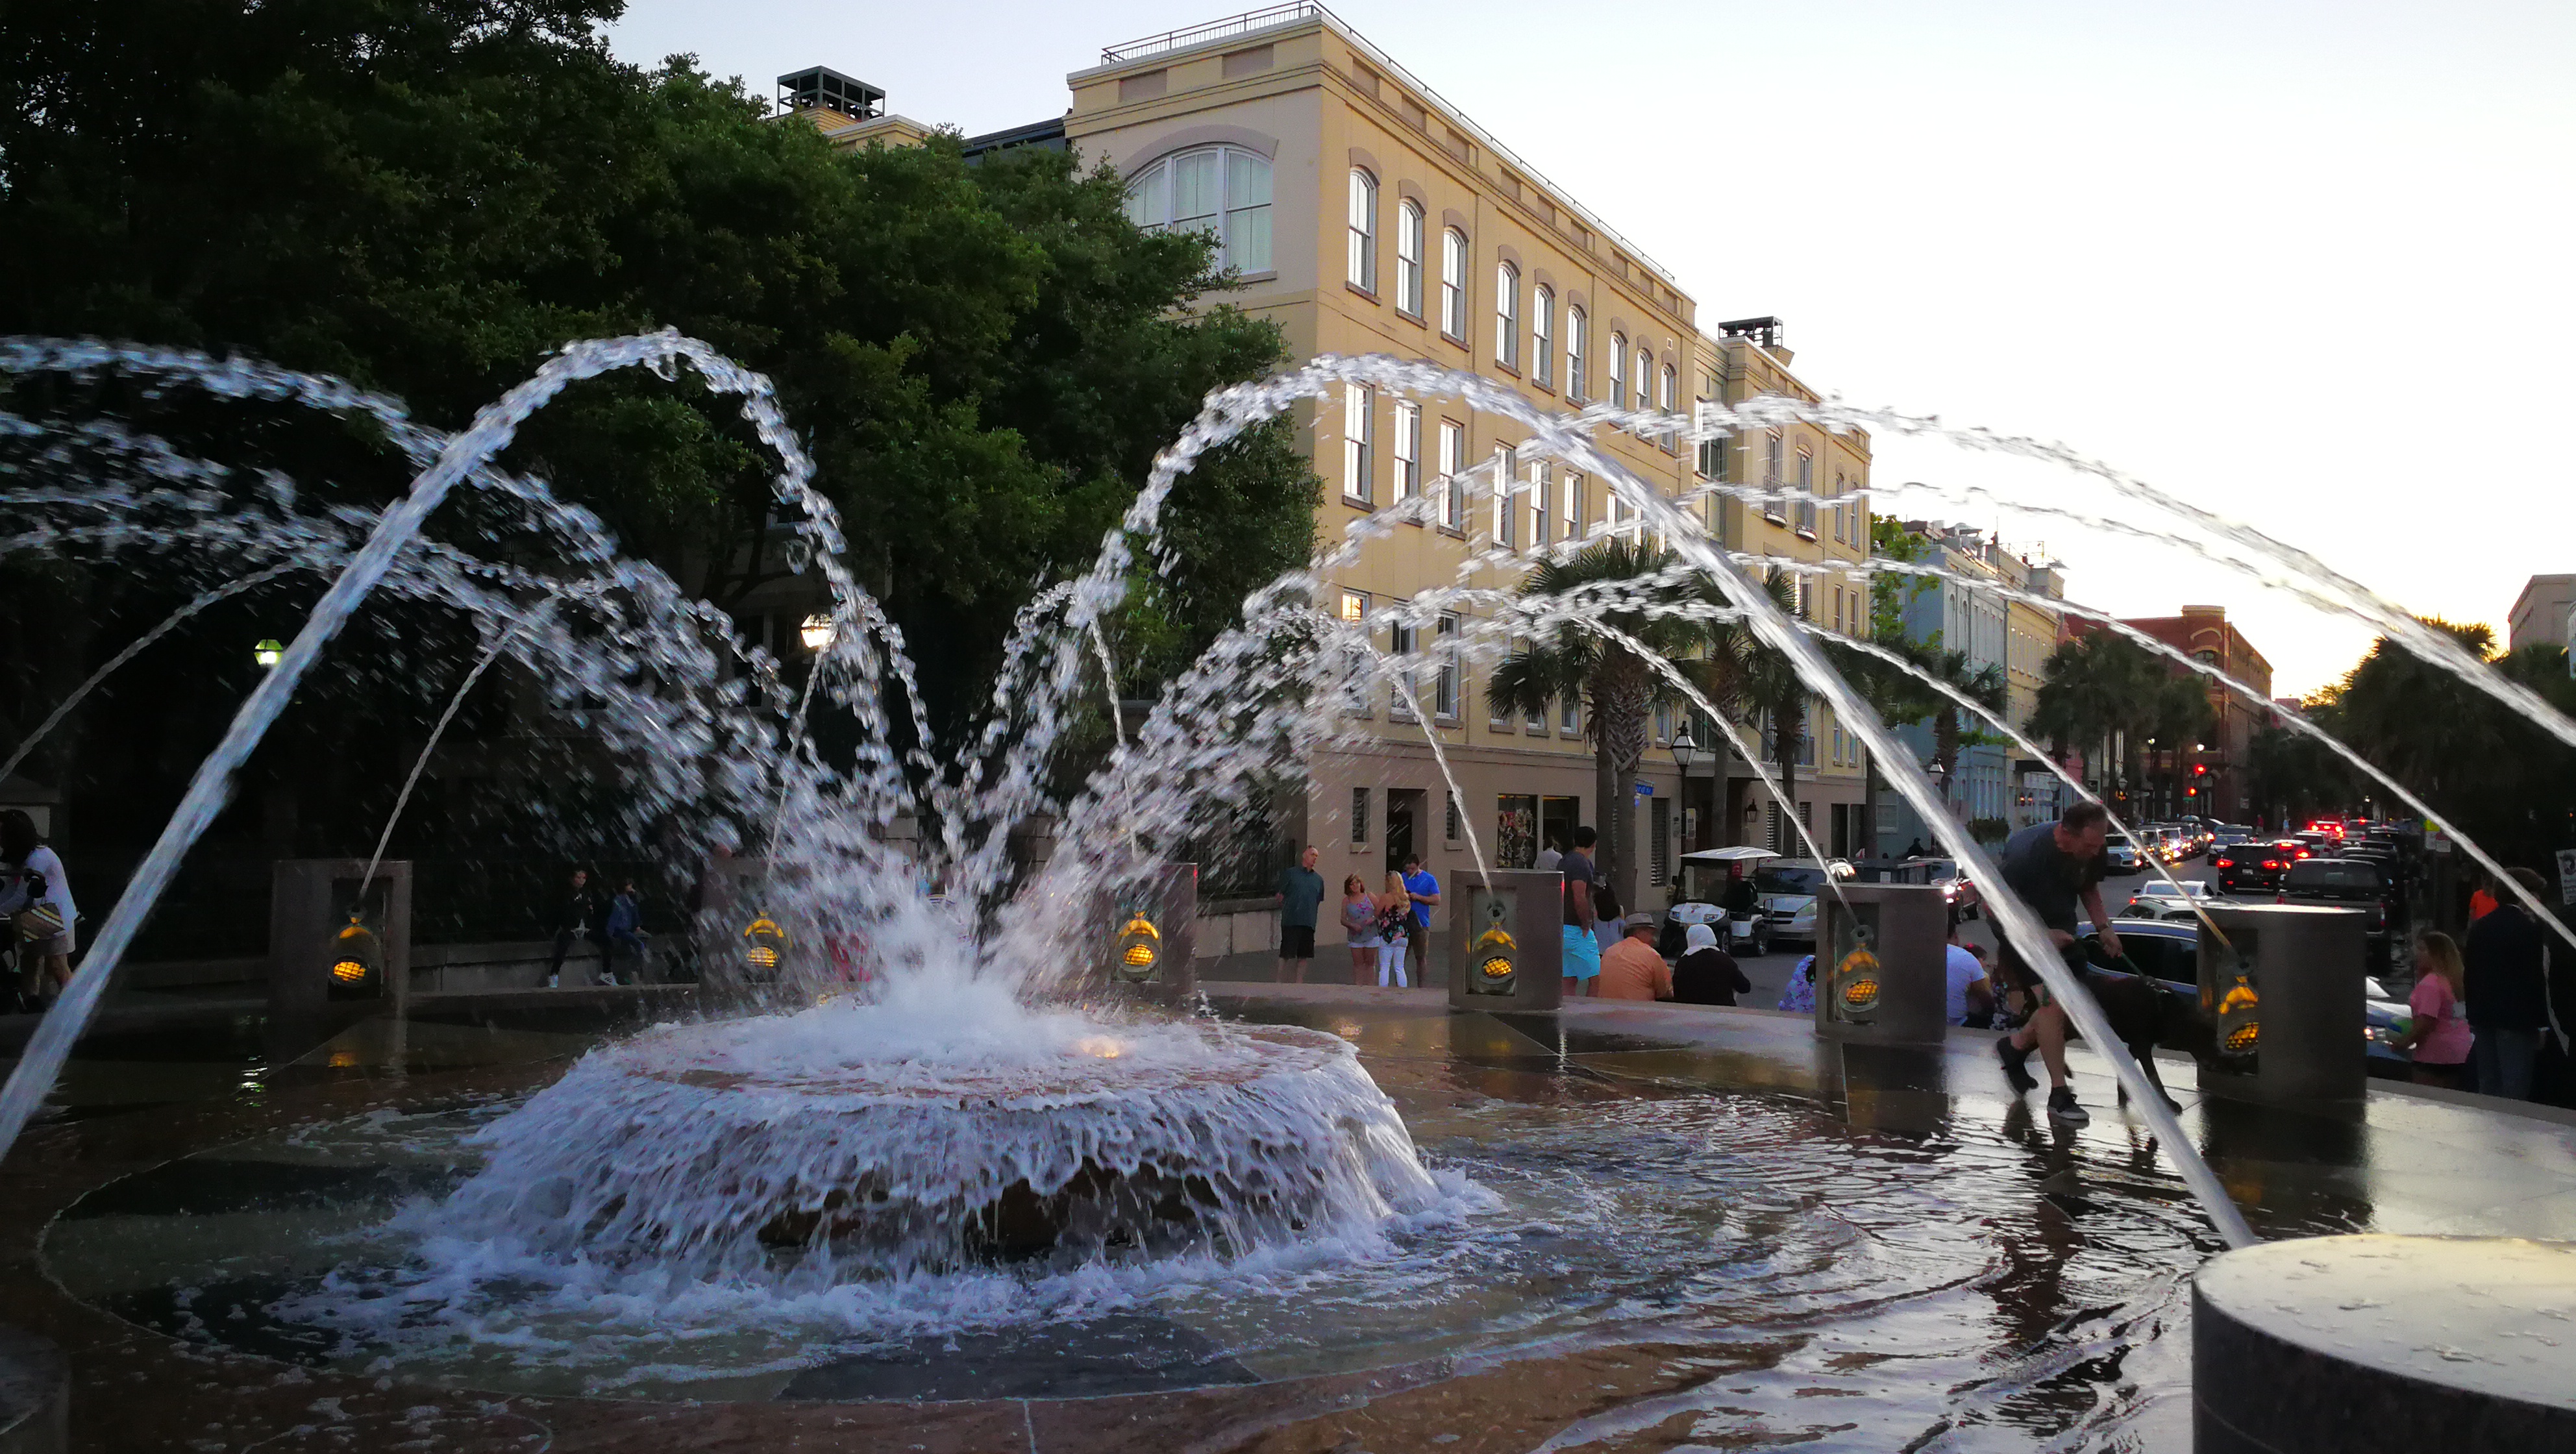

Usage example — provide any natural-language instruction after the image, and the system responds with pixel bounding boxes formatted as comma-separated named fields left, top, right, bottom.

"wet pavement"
left=2, top=989, right=2572, bottom=1451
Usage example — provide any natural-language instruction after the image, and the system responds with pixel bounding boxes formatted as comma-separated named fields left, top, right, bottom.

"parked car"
left=2074, top=918, right=2412, bottom=1072
left=2121, top=880, right=2228, bottom=920
left=2276, top=857, right=2396, bottom=972
left=2211, top=840, right=2303, bottom=895
left=1750, top=859, right=1852, bottom=945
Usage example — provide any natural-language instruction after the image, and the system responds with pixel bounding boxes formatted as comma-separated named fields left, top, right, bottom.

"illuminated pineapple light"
left=742, top=915, right=787, bottom=980
left=329, top=915, right=379, bottom=991
left=2217, top=980, right=2260, bottom=1056
left=1112, top=910, right=1162, bottom=982
left=1468, top=896, right=1517, bottom=995
left=1830, top=922, right=1881, bottom=1018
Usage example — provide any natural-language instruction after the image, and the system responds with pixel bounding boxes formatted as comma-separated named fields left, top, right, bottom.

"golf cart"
left=1663, top=846, right=1780, bottom=957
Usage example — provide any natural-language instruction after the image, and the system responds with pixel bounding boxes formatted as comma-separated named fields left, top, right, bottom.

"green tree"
left=0, top=0, right=1317, bottom=918
left=1485, top=537, right=1716, bottom=906
left=1700, top=575, right=1816, bottom=857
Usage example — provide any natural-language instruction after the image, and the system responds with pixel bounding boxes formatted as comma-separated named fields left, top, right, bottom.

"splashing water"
left=14, top=330, right=2540, bottom=1283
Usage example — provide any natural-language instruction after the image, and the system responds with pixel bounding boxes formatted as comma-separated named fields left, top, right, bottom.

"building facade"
left=2119, top=605, right=2273, bottom=823
left=1690, top=323, right=1872, bottom=861
left=787, top=5, right=1878, bottom=926
left=1064, top=6, right=1718, bottom=921
left=2508, top=574, right=2576, bottom=654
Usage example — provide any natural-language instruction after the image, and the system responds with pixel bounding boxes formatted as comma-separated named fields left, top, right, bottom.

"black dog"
left=2071, top=963, right=2206, bottom=1111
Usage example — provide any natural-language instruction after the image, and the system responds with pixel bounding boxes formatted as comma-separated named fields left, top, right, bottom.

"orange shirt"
left=1596, top=935, right=1673, bottom=1001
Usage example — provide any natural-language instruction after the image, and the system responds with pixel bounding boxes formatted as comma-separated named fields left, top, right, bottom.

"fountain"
left=3, top=334, right=2573, bottom=1448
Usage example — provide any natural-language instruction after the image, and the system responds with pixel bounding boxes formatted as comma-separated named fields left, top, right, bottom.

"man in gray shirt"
left=1993, top=801, right=2119, bottom=1127
left=1275, top=845, right=1325, bottom=983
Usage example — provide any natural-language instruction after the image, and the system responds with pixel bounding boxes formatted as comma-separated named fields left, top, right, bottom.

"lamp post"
left=253, top=639, right=284, bottom=669
left=797, top=613, right=836, bottom=652
left=1670, top=722, right=1700, bottom=850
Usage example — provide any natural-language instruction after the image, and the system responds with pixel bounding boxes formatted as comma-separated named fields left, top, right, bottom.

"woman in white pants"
left=1375, top=871, right=1415, bottom=987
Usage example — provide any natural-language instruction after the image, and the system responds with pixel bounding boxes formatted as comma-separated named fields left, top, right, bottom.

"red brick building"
left=2120, top=606, right=2275, bottom=823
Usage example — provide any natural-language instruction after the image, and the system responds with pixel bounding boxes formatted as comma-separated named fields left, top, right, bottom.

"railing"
left=1093, top=3, right=1681, bottom=291
left=1103, top=2, right=1322, bottom=64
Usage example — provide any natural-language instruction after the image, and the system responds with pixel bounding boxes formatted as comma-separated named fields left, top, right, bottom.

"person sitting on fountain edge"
left=1992, top=801, right=2119, bottom=1127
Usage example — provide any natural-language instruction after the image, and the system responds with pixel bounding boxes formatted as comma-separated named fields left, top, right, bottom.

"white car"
left=2120, top=880, right=2229, bottom=920
left=2106, top=835, right=2143, bottom=872
left=1750, top=859, right=1855, bottom=946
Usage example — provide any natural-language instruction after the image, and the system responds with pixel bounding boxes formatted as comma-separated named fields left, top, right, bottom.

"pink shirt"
left=2408, top=974, right=2472, bottom=1065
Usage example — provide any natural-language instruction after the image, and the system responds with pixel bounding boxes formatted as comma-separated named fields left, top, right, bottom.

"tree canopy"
left=0, top=0, right=1316, bottom=936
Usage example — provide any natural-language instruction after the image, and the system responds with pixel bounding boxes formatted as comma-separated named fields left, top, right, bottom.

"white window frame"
left=1389, top=617, right=1419, bottom=721
left=1346, top=168, right=1377, bottom=292
left=1440, top=228, right=1469, bottom=339
left=1392, top=401, right=1421, bottom=504
left=1635, top=346, right=1653, bottom=411
left=1560, top=470, right=1581, bottom=539
left=1526, top=461, right=1549, bottom=549
left=1607, top=334, right=1626, bottom=411
left=1435, top=613, right=1461, bottom=721
left=1125, top=145, right=1273, bottom=274
left=1342, top=383, right=1374, bottom=503
left=1437, top=418, right=1465, bottom=530
left=1565, top=306, right=1588, bottom=401
left=1494, top=262, right=1520, bottom=369
left=1531, top=286, right=1554, bottom=387
left=1395, top=201, right=1424, bottom=315
left=1490, top=445, right=1517, bottom=549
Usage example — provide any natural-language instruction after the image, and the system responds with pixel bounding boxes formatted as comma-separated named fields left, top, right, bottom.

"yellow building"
left=787, top=6, right=1877, bottom=915
left=1066, top=6, right=1706, bottom=909
left=1689, top=323, right=1874, bottom=859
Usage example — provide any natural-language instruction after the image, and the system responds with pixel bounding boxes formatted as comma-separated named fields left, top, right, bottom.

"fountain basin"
left=437, top=1009, right=1443, bottom=1276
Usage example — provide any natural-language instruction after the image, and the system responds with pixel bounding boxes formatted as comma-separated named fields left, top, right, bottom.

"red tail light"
left=2260, top=859, right=2283, bottom=870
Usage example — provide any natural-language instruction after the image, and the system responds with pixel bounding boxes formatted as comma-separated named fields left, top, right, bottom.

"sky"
left=606, top=0, right=2576, bottom=696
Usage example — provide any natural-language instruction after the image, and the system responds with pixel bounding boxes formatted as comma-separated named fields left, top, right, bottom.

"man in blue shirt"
left=1401, top=853, right=1440, bottom=985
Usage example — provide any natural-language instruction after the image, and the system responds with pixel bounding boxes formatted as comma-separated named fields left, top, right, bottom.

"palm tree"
left=1700, top=574, right=1810, bottom=854
left=2032, top=631, right=2159, bottom=804
left=1485, top=537, right=1714, bottom=906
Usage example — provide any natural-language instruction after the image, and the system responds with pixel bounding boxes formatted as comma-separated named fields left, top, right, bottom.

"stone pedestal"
left=2195, top=904, right=2366, bottom=1106
left=1813, top=883, right=1946, bottom=1046
left=267, top=859, right=410, bottom=1020
left=2194, top=1234, right=2576, bottom=1452
left=1447, top=870, right=1563, bottom=1012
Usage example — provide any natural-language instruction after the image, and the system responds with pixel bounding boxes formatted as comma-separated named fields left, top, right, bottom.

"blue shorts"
left=1561, top=925, right=1601, bottom=980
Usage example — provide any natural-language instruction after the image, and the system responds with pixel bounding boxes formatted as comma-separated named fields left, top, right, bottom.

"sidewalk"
left=1200, top=930, right=1454, bottom=990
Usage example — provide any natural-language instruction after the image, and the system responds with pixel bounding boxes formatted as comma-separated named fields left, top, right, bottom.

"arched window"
left=1607, top=334, right=1627, bottom=409
left=1635, top=345, right=1653, bottom=411
left=1565, top=306, right=1587, bottom=401
left=1494, top=262, right=1520, bottom=369
left=1126, top=146, right=1272, bottom=273
left=1531, top=286, right=1554, bottom=387
left=1395, top=201, right=1424, bottom=315
left=1440, top=228, right=1468, bottom=339
left=1659, top=363, right=1676, bottom=412
left=1346, top=169, right=1377, bottom=291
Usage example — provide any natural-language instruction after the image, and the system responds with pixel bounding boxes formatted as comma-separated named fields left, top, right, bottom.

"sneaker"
left=596, top=970, right=616, bottom=987
left=1996, top=1036, right=2038, bottom=1094
left=546, top=974, right=559, bottom=989
left=2048, top=1087, right=2090, bottom=1127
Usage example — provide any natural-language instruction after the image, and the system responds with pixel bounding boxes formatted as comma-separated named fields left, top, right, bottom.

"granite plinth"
left=2194, top=1233, right=2576, bottom=1453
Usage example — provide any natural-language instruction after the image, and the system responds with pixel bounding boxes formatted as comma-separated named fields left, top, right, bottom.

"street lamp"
left=253, top=638, right=284, bottom=669
left=1670, top=723, right=1700, bottom=849
left=797, top=613, right=836, bottom=652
